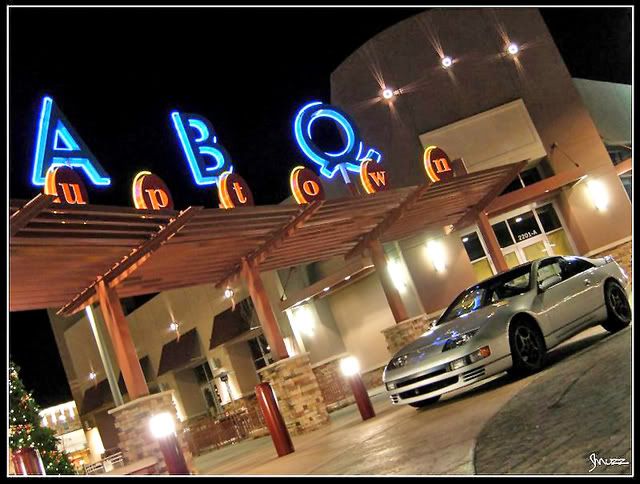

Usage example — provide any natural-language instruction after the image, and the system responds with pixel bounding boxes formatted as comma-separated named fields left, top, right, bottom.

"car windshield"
left=437, top=263, right=533, bottom=325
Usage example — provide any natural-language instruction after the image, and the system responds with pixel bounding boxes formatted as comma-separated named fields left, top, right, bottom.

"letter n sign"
left=423, top=146, right=454, bottom=183
left=32, top=97, right=111, bottom=187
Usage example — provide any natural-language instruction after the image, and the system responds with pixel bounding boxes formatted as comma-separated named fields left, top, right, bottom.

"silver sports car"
left=383, top=255, right=631, bottom=408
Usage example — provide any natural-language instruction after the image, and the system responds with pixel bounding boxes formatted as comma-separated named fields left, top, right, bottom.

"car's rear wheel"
left=508, top=319, right=546, bottom=376
left=601, top=281, right=632, bottom=333
left=408, top=395, right=441, bottom=408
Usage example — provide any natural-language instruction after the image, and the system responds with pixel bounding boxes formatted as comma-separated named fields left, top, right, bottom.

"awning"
left=80, top=379, right=113, bottom=414
left=209, top=303, right=251, bottom=350
left=157, top=328, right=203, bottom=376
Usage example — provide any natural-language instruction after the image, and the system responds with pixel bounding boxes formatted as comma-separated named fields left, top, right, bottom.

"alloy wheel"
left=608, top=285, right=631, bottom=323
left=514, top=325, right=542, bottom=367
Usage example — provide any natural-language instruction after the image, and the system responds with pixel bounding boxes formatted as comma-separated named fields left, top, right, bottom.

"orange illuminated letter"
left=302, top=180, right=320, bottom=196
left=368, top=171, right=387, bottom=187
left=144, top=189, right=169, bottom=210
left=232, top=182, right=248, bottom=204
left=433, top=157, right=451, bottom=174
left=58, top=183, right=87, bottom=205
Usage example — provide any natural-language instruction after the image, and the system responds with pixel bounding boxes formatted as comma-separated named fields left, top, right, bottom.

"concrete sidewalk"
left=474, top=326, right=632, bottom=475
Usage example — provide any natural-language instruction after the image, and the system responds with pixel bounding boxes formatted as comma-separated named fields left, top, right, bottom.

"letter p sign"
left=171, top=112, right=233, bottom=186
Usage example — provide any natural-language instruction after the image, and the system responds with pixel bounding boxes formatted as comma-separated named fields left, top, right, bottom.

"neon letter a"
left=31, top=96, right=111, bottom=186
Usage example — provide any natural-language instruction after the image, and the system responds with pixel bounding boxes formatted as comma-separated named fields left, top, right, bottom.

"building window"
left=461, top=232, right=495, bottom=282
left=248, top=335, right=273, bottom=371
left=491, top=221, right=515, bottom=248
left=507, top=211, right=542, bottom=243
left=620, top=174, right=632, bottom=201
left=499, top=159, right=552, bottom=195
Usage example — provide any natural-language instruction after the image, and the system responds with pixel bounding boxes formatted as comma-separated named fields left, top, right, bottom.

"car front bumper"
left=385, top=354, right=512, bottom=405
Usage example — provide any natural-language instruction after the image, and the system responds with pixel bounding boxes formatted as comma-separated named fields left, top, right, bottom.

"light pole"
left=149, top=412, right=189, bottom=475
left=340, top=356, right=375, bottom=421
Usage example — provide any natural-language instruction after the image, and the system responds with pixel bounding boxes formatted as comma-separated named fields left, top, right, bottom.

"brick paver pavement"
left=474, top=326, right=632, bottom=475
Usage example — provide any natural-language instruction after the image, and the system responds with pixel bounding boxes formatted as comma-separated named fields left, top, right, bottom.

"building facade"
left=48, top=7, right=631, bottom=454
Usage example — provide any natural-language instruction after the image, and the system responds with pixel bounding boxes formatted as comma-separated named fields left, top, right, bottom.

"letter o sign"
left=44, top=165, right=89, bottom=205
left=132, top=172, right=174, bottom=210
left=289, top=166, right=325, bottom=204
left=218, top=172, right=254, bottom=209
left=423, top=146, right=454, bottom=183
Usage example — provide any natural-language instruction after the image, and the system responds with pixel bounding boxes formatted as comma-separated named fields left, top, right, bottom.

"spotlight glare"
left=382, top=88, right=394, bottom=100
left=441, top=56, right=453, bottom=68
left=507, top=43, right=519, bottom=55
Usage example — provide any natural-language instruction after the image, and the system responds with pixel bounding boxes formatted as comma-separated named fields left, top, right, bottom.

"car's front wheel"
left=508, top=319, right=546, bottom=377
left=408, top=395, right=441, bottom=408
left=601, top=281, right=632, bottom=333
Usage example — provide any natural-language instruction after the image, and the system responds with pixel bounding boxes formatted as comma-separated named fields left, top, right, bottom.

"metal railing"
left=183, top=407, right=267, bottom=456
left=83, top=450, right=125, bottom=475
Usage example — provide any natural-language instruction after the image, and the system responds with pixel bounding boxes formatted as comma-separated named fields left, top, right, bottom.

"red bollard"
left=347, top=373, right=376, bottom=421
left=255, top=382, right=294, bottom=457
left=157, top=434, right=190, bottom=475
left=11, top=447, right=46, bottom=475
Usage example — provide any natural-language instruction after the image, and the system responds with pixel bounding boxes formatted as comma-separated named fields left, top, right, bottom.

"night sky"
left=8, top=7, right=631, bottom=407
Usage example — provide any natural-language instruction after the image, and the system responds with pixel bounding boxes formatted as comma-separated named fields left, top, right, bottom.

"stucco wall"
left=325, top=273, right=395, bottom=372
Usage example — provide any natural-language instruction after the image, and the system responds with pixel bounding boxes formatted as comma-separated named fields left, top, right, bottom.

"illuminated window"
left=248, top=335, right=273, bottom=371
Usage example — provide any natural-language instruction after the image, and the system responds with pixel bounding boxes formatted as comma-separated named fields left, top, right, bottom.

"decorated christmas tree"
left=9, top=360, right=76, bottom=475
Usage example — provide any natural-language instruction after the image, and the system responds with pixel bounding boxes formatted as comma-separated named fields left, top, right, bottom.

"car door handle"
left=584, top=279, right=592, bottom=286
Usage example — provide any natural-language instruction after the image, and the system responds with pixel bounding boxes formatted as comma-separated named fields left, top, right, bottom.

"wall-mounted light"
left=507, top=43, right=519, bottom=55
left=586, top=179, right=609, bottom=211
left=344, top=275, right=352, bottom=281
left=426, top=239, right=447, bottom=273
left=323, top=286, right=330, bottom=292
left=169, top=321, right=180, bottom=332
left=88, top=371, right=97, bottom=381
left=441, top=56, right=453, bottom=68
left=292, top=304, right=315, bottom=337
left=387, top=259, right=408, bottom=293
left=381, top=87, right=395, bottom=100
left=224, top=288, right=234, bottom=299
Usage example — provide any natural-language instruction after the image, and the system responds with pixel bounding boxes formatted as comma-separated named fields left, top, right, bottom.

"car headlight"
left=448, top=346, right=491, bottom=371
left=387, top=354, right=408, bottom=370
left=442, top=329, right=479, bottom=352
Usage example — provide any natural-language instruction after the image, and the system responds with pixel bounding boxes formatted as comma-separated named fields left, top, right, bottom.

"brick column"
left=108, top=391, right=194, bottom=475
left=381, top=314, right=434, bottom=356
left=258, top=354, right=330, bottom=435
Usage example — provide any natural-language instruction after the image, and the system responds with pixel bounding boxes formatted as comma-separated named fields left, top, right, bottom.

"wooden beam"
left=241, top=258, right=289, bottom=361
left=10, top=194, right=56, bottom=238
left=477, top=212, right=509, bottom=273
left=453, top=160, right=528, bottom=230
left=368, top=239, right=409, bottom=323
left=346, top=183, right=433, bottom=259
left=215, top=201, right=323, bottom=289
left=96, top=280, right=149, bottom=400
left=484, top=165, right=586, bottom=218
left=615, top=157, right=632, bottom=176
left=57, top=206, right=203, bottom=316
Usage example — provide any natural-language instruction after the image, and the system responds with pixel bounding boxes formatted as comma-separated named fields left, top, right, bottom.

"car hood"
left=393, top=303, right=505, bottom=358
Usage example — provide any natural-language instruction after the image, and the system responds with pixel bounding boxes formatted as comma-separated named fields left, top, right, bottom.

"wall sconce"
left=169, top=321, right=179, bottom=332
left=426, top=239, right=447, bottom=273
left=387, top=259, right=408, bottom=293
left=224, top=288, right=234, bottom=299
left=586, top=179, right=609, bottom=211
left=292, top=304, right=315, bottom=337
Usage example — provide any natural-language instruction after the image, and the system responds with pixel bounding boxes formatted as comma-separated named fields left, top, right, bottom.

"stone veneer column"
left=381, top=314, right=434, bottom=357
left=108, top=391, right=195, bottom=475
left=258, top=353, right=330, bottom=435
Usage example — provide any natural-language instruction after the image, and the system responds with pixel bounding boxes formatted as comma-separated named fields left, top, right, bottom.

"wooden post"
left=241, top=258, right=289, bottom=361
left=368, top=239, right=409, bottom=324
left=477, top=212, right=509, bottom=274
left=96, top=280, right=149, bottom=400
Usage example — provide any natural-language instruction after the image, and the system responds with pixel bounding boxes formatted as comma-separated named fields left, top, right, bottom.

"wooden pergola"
left=9, top=161, right=524, bottom=399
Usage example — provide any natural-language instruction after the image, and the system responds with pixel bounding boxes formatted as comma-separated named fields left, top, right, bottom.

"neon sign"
left=44, top=165, right=89, bottom=205
left=171, top=112, right=233, bottom=186
left=32, top=96, right=111, bottom=187
left=423, top=145, right=454, bottom=183
left=132, top=171, right=174, bottom=210
left=293, top=101, right=381, bottom=181
left=218, top=171, right=254, bottom=209
left=359, top=159, right=389, bottom=194
left=290, top=166, right=325, bottom=204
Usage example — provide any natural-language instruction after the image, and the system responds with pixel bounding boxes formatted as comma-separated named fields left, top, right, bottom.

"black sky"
left=8, top=7, right=631, bottom=407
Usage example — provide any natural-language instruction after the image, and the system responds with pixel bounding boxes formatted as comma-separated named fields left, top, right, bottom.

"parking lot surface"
left=194, top=324, right=629, bottom=475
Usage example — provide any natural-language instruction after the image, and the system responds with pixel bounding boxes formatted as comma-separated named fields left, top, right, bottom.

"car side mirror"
left=538, top=274, right=562, bottom=292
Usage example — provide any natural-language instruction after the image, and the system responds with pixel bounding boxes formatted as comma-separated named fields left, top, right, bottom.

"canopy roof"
left=9, top=162, right=524, bottom=315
